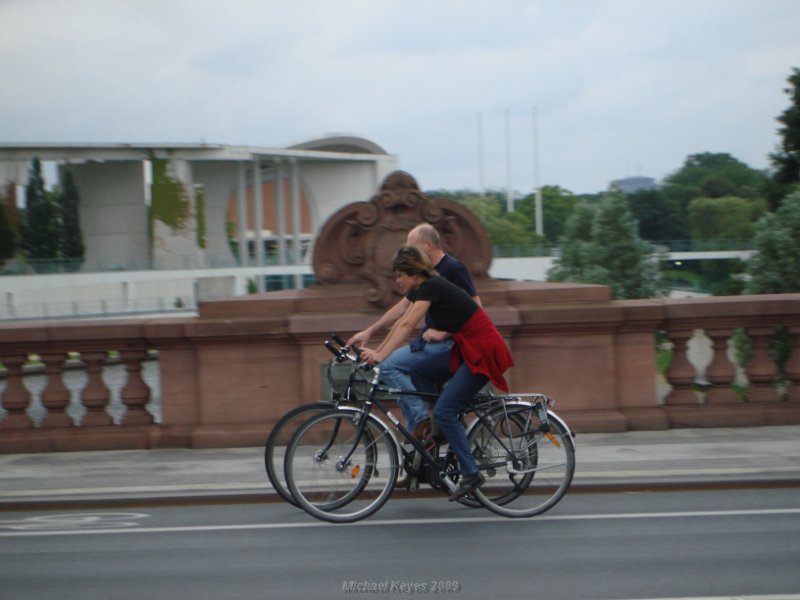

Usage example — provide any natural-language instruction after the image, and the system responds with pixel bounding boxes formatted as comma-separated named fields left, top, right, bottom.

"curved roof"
left=287, top=134, right=389, bottom=155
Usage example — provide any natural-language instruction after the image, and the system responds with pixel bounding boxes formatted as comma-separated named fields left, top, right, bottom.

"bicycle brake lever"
left=332, top=332, right=362, bottom=360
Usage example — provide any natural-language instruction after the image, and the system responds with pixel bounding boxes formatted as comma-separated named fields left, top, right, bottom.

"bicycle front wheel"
left=469, top=405, right=575, bottom=518
left=264, top=402, right=335, bottom=507
left=284, top=409, right=399, bottom=523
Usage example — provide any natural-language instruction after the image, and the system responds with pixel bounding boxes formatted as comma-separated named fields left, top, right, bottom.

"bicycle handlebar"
left=331, top=333, right=362, bottom=357
left=325, top=334, right=366, bottom=366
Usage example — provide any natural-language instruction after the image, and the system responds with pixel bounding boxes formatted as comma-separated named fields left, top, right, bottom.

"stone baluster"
left=120, top=349, right=153, bottom=425
left=80, top=351, right=113, bottom=426
left=744, top=327, right=779, bottom=402
left=704, top=328, right=739, bottom=404
left=39, top=352, right=74, bottom=428
left=664, top=329, right=698, bottom=404
left=0, top=355, right=34, bottom=430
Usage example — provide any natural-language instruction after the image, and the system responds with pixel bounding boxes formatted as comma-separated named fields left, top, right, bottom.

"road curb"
left=3, top=477, right=799, bottom=512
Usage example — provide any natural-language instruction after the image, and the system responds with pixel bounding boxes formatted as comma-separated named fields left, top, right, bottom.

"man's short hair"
left=411, top=223, right=441, bottom=249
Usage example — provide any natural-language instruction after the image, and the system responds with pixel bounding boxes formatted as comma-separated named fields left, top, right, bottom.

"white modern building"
left=0, top=137, right=399, bottom=318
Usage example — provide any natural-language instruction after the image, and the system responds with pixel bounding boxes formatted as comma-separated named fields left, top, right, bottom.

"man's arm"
left=347, top=297, right=412, bottom=348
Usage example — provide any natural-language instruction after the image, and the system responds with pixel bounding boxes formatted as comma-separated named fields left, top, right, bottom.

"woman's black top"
left=413, top=276, right=479, bottom=333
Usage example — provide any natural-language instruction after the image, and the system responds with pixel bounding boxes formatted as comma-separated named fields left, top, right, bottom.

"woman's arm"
left=363, top=300, right=430, bottom=364
left=347, top=297, right=411, bottom=347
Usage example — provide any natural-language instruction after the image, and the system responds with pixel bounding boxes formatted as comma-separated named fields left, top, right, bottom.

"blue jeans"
left=410, top=351, right=489, bottom=476
left=379, top=339, right=453, bottom=431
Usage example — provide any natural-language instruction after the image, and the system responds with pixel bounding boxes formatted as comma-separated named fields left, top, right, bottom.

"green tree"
left=646, top=152, right=769, bottom=247
left=687, top=196, right=766, bottom=243
left=457, top=193, right=542, bottom=247
left=434, top=190, right=546, bottom=250
left=746, top=189, right=800, bottom=293
left=516, top=185, right=581, bottom=244
left=547, top=201, right=597, bottom=282
left=58, top=169, right=85, bottom=269
left=664, top=152, right=768, bottom=201
left=21, top=157, right=60, bottom=269
left=0, top=200, right=17, bottom=264
left=768, top=67, right=800, bottom=209
left=627, top=187, right=689, bottom=241
left=548, top=194, right=668, bottom=299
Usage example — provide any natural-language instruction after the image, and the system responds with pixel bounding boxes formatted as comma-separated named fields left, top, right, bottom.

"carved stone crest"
left=311, top=170, right=492, bottom=307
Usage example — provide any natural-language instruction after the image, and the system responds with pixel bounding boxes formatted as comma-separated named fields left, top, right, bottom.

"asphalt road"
left=1, top=488, right=799, bottom=600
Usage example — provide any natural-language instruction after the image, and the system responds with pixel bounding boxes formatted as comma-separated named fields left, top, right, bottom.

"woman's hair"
left=391, top=244, right=437, bottom=278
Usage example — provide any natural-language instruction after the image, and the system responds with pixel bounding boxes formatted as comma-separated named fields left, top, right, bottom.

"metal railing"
left=2, top=239, right=757, bottom=276
left=492, top=239, right=755, bottom=258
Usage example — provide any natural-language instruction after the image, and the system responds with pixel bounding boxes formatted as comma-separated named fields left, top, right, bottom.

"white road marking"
left=2, top=507, right=799, bottom=537
left=619, top=597, right=800, bottom=600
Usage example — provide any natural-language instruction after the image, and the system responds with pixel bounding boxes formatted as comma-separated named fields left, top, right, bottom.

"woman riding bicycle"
left=360, top=244, right=514, bottom=501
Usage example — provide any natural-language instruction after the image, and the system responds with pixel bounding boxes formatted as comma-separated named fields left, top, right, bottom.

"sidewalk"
left=1, top=425, right=799, bottom=508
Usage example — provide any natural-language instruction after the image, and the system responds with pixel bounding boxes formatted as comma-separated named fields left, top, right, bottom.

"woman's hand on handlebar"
left=359, top=347, right=381, bottom=366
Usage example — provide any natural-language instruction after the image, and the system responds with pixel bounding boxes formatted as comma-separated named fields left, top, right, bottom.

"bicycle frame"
left=330, top=363, right=558, bottom=496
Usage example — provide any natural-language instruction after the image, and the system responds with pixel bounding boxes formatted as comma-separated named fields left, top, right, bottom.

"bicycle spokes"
left=468, top=405, right=575, bottom=518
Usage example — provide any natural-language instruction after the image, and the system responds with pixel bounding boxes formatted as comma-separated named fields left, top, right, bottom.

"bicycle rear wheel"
left=469, top=404, right=575, bottom=518
left=264, top=402, right=334, bottom=506
left=284, top=409, right=399, bottom=523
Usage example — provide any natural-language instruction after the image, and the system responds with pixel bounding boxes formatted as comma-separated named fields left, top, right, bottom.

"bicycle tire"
left=284, top=409, right=399, bottom=523
left=264, top=402, right=335, bottom=506
left=469, top=405, right=575, bottom=518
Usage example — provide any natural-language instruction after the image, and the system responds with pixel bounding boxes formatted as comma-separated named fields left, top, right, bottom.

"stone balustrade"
left=1, top=282, right=799, bottom=453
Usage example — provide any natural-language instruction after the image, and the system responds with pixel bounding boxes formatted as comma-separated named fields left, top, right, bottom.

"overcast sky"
left=1, top=0, right=798, bottom=195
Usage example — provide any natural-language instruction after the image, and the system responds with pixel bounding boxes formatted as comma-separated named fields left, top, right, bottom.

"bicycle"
left=264, top=334, right=480, bottom=507
left=281, top=336, right=576, bottom=523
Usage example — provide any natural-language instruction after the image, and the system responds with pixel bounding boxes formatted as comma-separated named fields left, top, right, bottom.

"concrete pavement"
left=1, top=425, right=799, bottom=508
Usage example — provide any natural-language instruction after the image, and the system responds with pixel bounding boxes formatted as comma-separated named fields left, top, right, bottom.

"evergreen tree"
left=746, top=189, right=800, bottom=293
left=21, top=157, right=60, bottom=269
left=58, top=169, right=85, bottom=269
left=547, top=201, right=597, bottom=283
left=768, top=67, right=800, bottom=209
left=548, top=194, right=668, bottom=299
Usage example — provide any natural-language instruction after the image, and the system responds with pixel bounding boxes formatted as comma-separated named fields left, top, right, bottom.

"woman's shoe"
left=448, top=472, right=485, bottom=501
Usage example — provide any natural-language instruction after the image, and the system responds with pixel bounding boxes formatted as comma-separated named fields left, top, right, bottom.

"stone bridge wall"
left=1, top=287, right=799, bottom=453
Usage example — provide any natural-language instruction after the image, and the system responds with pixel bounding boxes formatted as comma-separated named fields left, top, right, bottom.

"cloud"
left=1, top=0, right=798, bottom=193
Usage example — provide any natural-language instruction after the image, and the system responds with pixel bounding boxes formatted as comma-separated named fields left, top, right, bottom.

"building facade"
left=0, top=137, right=399, bottom=317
